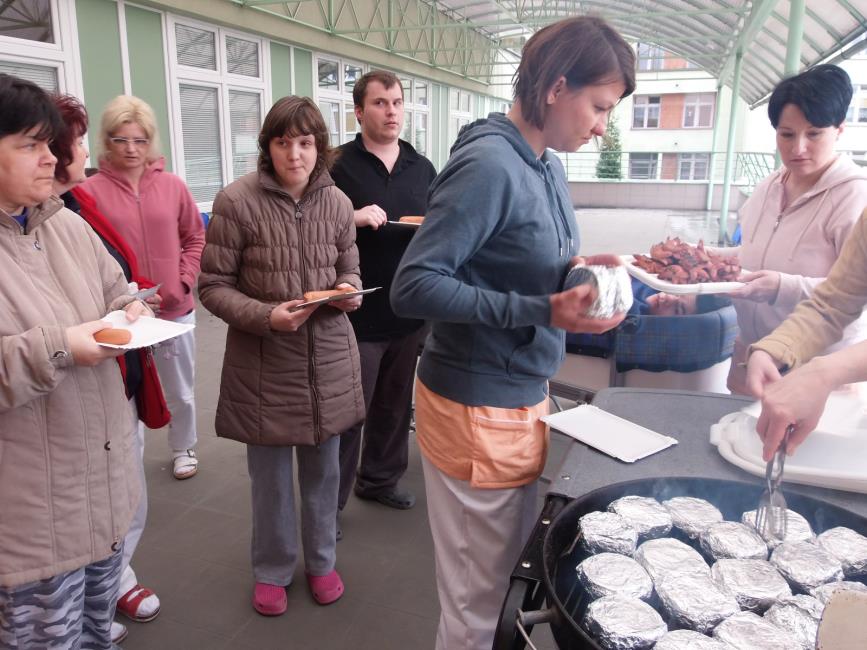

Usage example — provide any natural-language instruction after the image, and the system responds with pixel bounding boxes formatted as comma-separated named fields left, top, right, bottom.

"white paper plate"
left=290, top=287, right=380, bottom=311
left=97, top=310, right=195, bottom=349
left=389, top=220, right=421, bottom=229
left=710, top=393, right=867, bottom=494
left=622, top=255, right=744, bottom=295
left=542, top=404, right=677, bottom=463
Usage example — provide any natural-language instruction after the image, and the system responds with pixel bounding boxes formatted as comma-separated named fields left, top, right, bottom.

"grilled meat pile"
left=632, top=237, right=741, bottom=284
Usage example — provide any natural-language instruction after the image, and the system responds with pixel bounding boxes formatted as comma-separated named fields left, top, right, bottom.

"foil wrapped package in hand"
left=655, top=571, right=739, bottom=633
left=764, top=594, right=823, bottom=650
left=576, top=552, right=654, bottom=601
left=812, top=580, right=867, bottom=605
left=710, top=558, right=791, bottom=612
left=563, top=264, right=633, bottom=319
left=653, top=629, right=726, bottom=650
left=582, top=595, right=667, bottom=649
left=700, top=521, right=768, bottom=561
left=817, top=526, right=867, bottom=577
left=633, top=537, right=709, bottom=583
left=608, top=496, right=672, bottom=540
left=713, top=611, right=800, bottom=649
left=770, top=540, right=844, bottom=591
left=579, top=511, right=638, bottom=556
left=663, top=497, right=723, bottom=539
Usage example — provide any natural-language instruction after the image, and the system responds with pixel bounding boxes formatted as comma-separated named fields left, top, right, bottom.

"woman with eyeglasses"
left=83, top=96, right=205, bottom=492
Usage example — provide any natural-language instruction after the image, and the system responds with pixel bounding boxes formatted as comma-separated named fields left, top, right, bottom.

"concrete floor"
left=119, top=210, right=730, bottom=649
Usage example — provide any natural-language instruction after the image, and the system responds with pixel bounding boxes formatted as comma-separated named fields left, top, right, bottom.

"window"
left=449, top=88, right=474, bottom=143
left=637, top=43, right=665, bottom=71
left=315, top=55, right=365, bottom=145
left=629, top=153, right=658, bottom=179
left=168, top=17, right=268, bottom=205
left=847, top=86, right=867, bottom=123
left=683, top=94, right=715, bottom=128
left=678, top=153, right=710, bottom=180
left=400, top=75, right=431, bottom=156
left=0, top=0, right=80, bottom=95
left=633, top=95, right=660, bottom=129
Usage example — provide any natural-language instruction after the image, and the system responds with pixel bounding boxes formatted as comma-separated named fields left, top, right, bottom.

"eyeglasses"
left=109, top=137, right=150, bottom=147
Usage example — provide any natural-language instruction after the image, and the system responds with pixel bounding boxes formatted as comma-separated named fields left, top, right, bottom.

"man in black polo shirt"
left=332, top=70, right=436, bottom=522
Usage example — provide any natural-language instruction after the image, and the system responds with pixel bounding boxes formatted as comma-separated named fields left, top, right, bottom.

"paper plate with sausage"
left=623, top=237, right=745, bottom=295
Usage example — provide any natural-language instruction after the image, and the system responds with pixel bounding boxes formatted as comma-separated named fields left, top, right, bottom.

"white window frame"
left=166, top=14, right=269, bottom=209
left=632, top=95, right=660, bottom=129
left=0, top=0, right=83, bottom=96
left=449, top=88, right=474, bottom=143
left=677, top=153, right=710, bottom=181
left=399, top=74, right=431, bottom=156
left=314, top=53, right=366, bottom=146
left=637, top=43, right=665, bottom=71
left=628, top=153, right=659, bottom=180
left=847, top=85, right=867, bottom=124
left=682, top=93, right=715, bottom=128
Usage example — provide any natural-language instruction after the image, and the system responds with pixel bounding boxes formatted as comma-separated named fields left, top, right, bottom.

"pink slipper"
left=252, top=582, right=287, bottom=616
left=306, top=570, right=344, bottom=605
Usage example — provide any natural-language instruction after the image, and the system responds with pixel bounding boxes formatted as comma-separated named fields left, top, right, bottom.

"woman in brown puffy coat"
left=198, top=96, right=364, bottom=614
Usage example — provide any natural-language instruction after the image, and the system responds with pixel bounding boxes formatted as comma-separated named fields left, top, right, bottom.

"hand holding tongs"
left=755, top=424, right=793, bottom=541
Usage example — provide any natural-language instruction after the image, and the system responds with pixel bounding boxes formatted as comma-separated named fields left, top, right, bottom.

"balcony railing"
left=554, top=151, right=775, bottom=193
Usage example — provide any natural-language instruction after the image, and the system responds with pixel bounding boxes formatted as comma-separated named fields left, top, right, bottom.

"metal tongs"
left=755, top=424, right=794, bottom=541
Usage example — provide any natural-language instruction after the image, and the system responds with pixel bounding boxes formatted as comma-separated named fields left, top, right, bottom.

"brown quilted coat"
left=199, top=170, right=364, bottom=446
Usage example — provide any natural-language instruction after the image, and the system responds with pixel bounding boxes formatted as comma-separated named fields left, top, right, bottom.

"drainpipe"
left=706, top=81, right=724, bottom=211
left=718, top=50, right=744, bottom=244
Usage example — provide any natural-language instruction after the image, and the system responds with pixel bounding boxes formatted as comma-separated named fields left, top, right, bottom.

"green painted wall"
left=125, top=5, right=172, bottom=171
left=76, top=0, right=124, bottom=158
left=293, top=47, right=313, bottom=98
left=270, top=42, right=292, bottom=102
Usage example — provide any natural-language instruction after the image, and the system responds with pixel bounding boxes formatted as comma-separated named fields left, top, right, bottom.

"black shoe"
left=355, top=487, right=416, bottom=510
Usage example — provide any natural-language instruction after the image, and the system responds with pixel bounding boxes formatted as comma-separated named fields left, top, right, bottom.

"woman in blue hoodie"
left=391, top=16, right=636, bottom=650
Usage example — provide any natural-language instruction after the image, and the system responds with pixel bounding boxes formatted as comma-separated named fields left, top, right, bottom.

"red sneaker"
left=306, top=570, right=344, bottom=605
left=116, top=584, right=161, bottom=622
left=252, top=582, right=287, bottom=616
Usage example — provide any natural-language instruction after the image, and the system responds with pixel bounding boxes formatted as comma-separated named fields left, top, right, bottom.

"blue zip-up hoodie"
left=390, top=113, right=578, bottom=407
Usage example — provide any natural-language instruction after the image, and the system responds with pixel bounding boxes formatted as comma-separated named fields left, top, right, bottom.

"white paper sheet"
left=542, top=404, right=678, bottom=463
left=97, top=310, right=195, bottom=349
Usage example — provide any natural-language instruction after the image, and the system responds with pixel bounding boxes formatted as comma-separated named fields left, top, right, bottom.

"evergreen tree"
left=595, top=117, right=622, bottom=180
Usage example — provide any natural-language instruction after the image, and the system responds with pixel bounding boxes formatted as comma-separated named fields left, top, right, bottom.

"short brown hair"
left=50, top=94, right=89, bottom=184
left=352, top=70, right=403, bottom=108
left=513, top=16, right=636, bottom=129
left=258, top=96, right=337, bottom=180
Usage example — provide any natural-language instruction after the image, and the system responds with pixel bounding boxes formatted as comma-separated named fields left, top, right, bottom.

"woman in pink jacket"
left=726, top=64, right=867, bottom=394
left=83, top=96, right=205, bottom=480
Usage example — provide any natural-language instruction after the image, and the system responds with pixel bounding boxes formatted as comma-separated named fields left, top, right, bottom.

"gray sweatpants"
left=247, top=436, right=339, bottom=585
left=0, top=548, right=123, bottom=649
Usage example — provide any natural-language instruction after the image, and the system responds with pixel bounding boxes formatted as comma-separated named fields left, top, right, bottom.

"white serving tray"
left=622, top=255, right=744, bottom=295
left=710, top=392, right=867, bottom=494
left=542, top=404, right=678, bottom=463
left=97, top=310, right=195, bottom=350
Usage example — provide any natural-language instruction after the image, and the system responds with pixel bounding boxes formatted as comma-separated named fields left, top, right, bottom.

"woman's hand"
left=330, top=283, right=362, bottom=312
left=755, top=358, right=833, bottom=461
left=727, top=270, right=781, bottom=303
left=550, top=284, right=625, bottom=333
left=124, top=299, right=153, bottom=321
left=67, top=320, right=126, bottom=366
left=144, top=292, right=162, bottom=316
left=744, top=350, right=783, bottom=398
left=269, top=300, right=318, bottom=332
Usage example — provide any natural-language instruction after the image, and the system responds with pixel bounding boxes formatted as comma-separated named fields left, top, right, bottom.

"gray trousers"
left=338, top=330, right=423, bottom=509
left=247, top=436, right=339, bottom=585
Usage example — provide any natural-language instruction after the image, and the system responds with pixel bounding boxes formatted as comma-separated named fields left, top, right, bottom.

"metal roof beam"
left=718, top=0, right=777, bottom=87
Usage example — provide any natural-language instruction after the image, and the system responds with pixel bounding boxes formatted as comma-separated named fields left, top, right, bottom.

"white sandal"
left=172, top=449, right=198, bottom=480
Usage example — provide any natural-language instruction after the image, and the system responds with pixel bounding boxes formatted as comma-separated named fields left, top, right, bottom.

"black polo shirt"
left=331, top=134, right=437, bottom=341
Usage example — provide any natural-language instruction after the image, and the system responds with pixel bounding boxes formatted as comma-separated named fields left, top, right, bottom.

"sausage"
left=399, top=216, right=424, bottom=224
left=94, top=328, right=132, bottom=345
left=303, top=287, right=355, bottom=302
